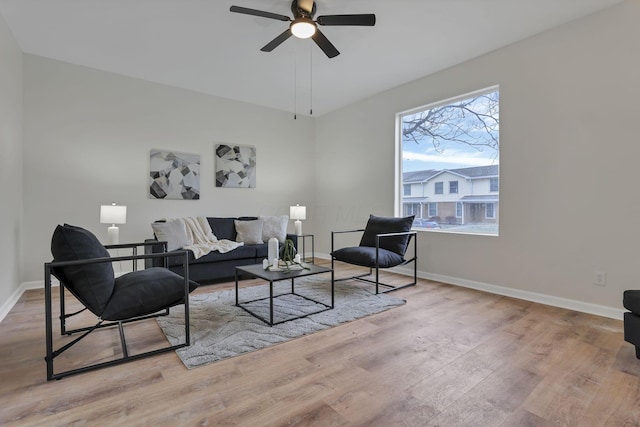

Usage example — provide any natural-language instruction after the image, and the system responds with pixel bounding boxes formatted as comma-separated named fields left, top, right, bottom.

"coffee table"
left=235, top=263, right=333, bottom=326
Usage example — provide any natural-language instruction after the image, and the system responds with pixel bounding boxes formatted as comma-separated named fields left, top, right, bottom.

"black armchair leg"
left=118, top=321, right=129, bottom=358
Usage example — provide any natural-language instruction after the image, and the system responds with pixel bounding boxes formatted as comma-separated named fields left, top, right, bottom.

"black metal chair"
left=331, top=215, right=417, bottom=294
left=623, top=290, right=640, bottom=359
left=45, top=224, right=198, bottom=380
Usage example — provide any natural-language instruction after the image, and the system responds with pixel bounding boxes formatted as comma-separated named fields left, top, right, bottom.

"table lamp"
left=290, top=204, right=306, bottom=236
left=100, top=203, right=127, bottom=245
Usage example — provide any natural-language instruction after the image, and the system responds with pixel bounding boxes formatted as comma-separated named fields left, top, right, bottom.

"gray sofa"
left=145, top=216, right=297, bottom=283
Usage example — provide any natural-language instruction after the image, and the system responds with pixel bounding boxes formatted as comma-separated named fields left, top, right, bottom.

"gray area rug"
left=157, top=275, right=406, bottom=369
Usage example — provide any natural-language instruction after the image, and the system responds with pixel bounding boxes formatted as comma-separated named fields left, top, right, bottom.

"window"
left=490, top=178, right=499, bottom=192
left=398, top=86, right=499, bottom=235
left=486, top=203, right=496, bottom=219
left=428, top=203, right=437, bottom=217
left=403, top=184, right=411, bottom=196
left=404, top=203, right=420, bottom=216
left=435, top=182, right=443, bottom=194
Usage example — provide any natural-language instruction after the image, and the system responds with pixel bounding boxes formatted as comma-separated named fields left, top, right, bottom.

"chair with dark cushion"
left=45, top=224, right=198, bottom=380
left=623, top=290, right=640, bottom=359
left=331, top=215, right=417, bottom=294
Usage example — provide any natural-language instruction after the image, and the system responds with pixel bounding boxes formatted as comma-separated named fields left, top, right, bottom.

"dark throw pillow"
left=359, top=215, right=415, bottom=255
left=50, top=224, right=115, bottom=316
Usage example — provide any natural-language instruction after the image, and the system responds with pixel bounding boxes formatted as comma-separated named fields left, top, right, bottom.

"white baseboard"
left=0, top=286, right=21, bottom=323
left=318, top=253, right=625, bottom=320
left=2, top=260, right=624, bottom=323
left=0, top=273, right=128, bottom=323
left=0, top=279, right=56, bottom=323
left=411, top=269, right=623, bottom=320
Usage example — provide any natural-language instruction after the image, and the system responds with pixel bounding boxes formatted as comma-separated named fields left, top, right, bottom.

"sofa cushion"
left=359, top=214, right=415, bottom=256
left=165, top=244, right=261, bottom=267
left=260, top=215, right=289, bottom=243
left=255, top=243, right=269, bottom=259
left=151, top=219, right=190, bottom=251
left=207, top=217, right=237, bottom=241
left=235, top=218, right=264, bottom=245
left=102, top=267, right=198, bottom=320
left=50, top=224, right=115, bottom=317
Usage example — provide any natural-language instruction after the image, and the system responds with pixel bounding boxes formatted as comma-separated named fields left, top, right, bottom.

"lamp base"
left=294, top=220, right=302, bottom=236
left=107, top=225, right=119, bottom=245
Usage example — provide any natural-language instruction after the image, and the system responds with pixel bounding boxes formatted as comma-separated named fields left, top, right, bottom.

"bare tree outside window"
left=398, top=87, right=500, bottom=235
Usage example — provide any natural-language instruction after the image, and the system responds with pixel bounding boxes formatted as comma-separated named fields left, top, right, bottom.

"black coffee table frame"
left=235, top=263, right=334, bottom=326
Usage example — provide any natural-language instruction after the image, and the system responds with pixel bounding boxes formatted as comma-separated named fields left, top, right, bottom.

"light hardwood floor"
left=1, top=261, right=639, bottom=426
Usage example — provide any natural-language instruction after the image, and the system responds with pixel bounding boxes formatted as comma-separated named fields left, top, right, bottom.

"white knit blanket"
left=182, top=216, right=243, bottom=259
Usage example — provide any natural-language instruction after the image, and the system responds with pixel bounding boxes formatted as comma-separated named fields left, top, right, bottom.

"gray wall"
left=21, top=55, right=315, bottom=283
left=315, top=0, right=640, bottom=311
left=0, top=12, right=23, bottom=313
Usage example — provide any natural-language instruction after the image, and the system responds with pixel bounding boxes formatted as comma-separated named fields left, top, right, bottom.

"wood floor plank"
left=1, top=261, right=639, bottom=426
left=577, top=367, right=640, bottom=426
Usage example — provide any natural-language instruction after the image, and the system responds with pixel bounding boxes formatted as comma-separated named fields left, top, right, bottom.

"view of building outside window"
left=399, top=87, right=499, bottom=235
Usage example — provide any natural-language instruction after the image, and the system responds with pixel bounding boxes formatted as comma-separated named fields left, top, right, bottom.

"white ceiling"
left=0, top=0, right=624, bottom=116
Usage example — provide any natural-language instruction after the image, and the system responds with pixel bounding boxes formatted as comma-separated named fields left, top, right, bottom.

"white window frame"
left=486, top=203, right=496, bottom=219
left=395, top=85, right=500, bottom=236
left=406, top=203, right=421, bottom=216
left=428, top=203, right=437, bottom=217
left=434, top=182, right=443, bottom=195
left=490, top=178, right=499, bottom=192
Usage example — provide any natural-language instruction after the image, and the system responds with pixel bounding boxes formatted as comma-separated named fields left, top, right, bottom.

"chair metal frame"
left=331, top=229, right=417, bottom=294
left=44, top=241, right=192, bottom=381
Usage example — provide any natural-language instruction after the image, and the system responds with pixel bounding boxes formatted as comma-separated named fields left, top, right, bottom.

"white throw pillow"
left=151, top=219, right=190, bottom=251
left=234, top=218, right=264, bottom=245
left=260, top=215, right=289, bottom=243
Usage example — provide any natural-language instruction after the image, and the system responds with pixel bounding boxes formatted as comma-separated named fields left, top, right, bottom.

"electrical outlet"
left=594, top=271, right=606, bottom=286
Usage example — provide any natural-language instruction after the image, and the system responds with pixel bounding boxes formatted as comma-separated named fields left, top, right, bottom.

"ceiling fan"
left=229, top=0, right=376, bottom=58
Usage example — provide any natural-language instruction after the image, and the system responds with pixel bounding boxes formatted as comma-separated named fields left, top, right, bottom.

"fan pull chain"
left=294, top=55, right=297, bottom=120
left=309, top=44, right=313, bottom=116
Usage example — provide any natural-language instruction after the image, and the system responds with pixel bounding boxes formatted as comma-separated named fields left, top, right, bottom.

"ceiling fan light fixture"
left=290, top=18, right=316, bottom=38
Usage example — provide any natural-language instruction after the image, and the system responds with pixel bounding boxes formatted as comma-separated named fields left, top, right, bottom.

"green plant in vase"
left=264, top=239, right=309, bottom=272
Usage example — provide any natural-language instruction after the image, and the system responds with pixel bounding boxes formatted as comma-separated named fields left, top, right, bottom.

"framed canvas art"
left=215, top=144, right=256, bottom=188
left=149, top=149, right=200, bottom=200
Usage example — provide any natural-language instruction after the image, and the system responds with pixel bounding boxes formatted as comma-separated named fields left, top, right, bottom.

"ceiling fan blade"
left=317, top=14, right=376, bottom=26
left=230, top=6, right=291, bottom=22
left=311, top=29, right=340, bottom=58
left=261, top=29, right=293, bottom=52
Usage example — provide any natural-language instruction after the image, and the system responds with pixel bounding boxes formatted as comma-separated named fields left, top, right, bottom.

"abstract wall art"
left=149, top=149, right=200, bottom=200
left=215, top=144, right=256, bottom=188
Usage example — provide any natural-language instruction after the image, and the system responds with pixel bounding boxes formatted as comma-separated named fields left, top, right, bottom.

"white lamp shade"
left=290, top=205, right=307, bottom=221
left=100, top=204, right=127, bottom=224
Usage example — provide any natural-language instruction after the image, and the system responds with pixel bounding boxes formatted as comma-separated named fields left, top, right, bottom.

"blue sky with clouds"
left=402, top=139, right=499, bottom=172
left=401, top=91, right=499, bottom=172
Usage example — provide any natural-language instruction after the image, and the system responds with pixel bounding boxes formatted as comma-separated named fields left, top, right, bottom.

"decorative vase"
left=268, top=237, right=279, bottom=262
